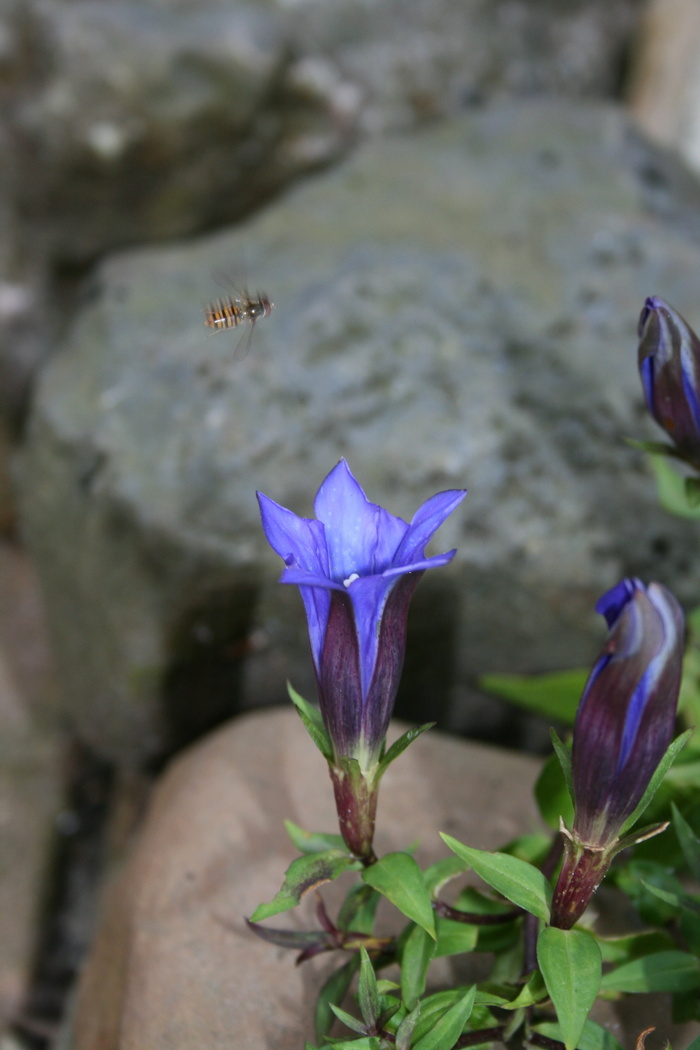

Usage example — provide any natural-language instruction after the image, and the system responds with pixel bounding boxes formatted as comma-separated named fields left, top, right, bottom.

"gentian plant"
left=247, top=303, right=700, bottom=1050
left=257, top=458, right=466, bottom=862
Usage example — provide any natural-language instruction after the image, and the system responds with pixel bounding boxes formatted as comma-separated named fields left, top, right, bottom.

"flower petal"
left=257, top=493, right=329, bottom=575
left=393, top=489, right=467, bottom=566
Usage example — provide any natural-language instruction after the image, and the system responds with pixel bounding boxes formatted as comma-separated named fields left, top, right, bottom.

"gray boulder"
left=20, top=101, right=700, bottom=764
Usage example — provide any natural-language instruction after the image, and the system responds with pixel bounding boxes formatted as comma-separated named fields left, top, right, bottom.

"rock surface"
left=21, top=101, right=700, bottom=765
left=60, top=708, right=546, bottom=1049
left=5, top=0, right=639, bottom=265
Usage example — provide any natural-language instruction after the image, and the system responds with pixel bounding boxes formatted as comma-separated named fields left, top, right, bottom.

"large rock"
left=59, top=709, right=545, bottom=1049
left=6, top=0, right=639, bottom=265
left=20, top=101, right=700, bottom=765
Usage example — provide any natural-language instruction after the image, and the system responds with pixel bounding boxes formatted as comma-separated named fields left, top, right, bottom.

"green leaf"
left=330, top=1004, right=368, bottom=1036
left=249, top=848, right=358, bottom=921
left=285, top=820, right=346, bottom=854
left=489, top=970, right=547, bottom=1010
left=329, top=1040, right=380, bottom=1050
left=535, top=751, right=574, bottom=830
left=687, top=476, right=700, bottom=507
left=435, top=916, right=479, bottom=958
left=422, top=855, right=469, bottom=899
left=315, top=956, right=360, bottom=1042
left=440, top=835, right=552, bottom=922
left=396, top=1002, right=422, bottom=1050
left=288, top=681, right=333, bottom=760
left=672, top=803, right=700, bottom=882
left=647, top=453, right=700, bottom=519
left=619, top=730, right=693, bottom=835
left=600, top=950, right=700, bottom=994
left=532, top=1020, right=623, bottom=1050
left=640, top=879, right=700, bottom=917
left=478, top=669, right=586, bottom=724
left=337, top=884, right=381, bottom=934
left=537, top=927, right=601, bottom=1050
left=376, top=723, right=435, bottom=780
left=401, top=923, right=437, bottom=1005
left=357, top=948, right=381, bottom=1028
left=362, top=852, right=437, bottom=939
left=412, top=985, right=476, bottom=1050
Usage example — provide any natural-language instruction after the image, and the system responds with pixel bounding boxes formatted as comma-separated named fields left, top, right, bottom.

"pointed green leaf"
left=376, top=723, right=435, bottom=780
left=401, top=922, right=437, bottom=1005
left=532, top=1019, right=623, bottom=1050
left=499, top=969, right=548, bottom=1010
left=647, top=453, right=700, bottom=519
left=315, top=956, right=360, bottom=1042
left=478, top=669, right=586, bottom=724
left=357, top=948, right=381, bottom=1028
left=337, top=884, right=381, bottom=934
left=441, top=835, right=552, bottom=922
left=285, top=820, right=346, bottom=854
left=640, top=879, right=700, bottom=917
left=672, top=803, right=700, bottom=882
left=600, top=950, right=700, bottom=993
left=619, top=730, right=692, bottom=835
left=362, top=852, right=436, bottom=939
left=396, top=1002, right=422, bottom=1050
left=412, top=985, right=476, bottom=1050
left=537, top=927, right=601, bottom=1050
left=288, top=681, right=333, bottom=760
left=535, top=751, right=574, bottom=830
left=250, top=848, right=358, bottom=921
left=330, top=1004, right=368, bottom=1036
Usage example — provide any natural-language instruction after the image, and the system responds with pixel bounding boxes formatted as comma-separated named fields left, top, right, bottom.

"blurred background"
left=3, top=0, right=700, bottom=1045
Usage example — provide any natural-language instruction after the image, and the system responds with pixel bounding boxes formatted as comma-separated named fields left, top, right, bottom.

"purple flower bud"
left=551, top=578, right=684, bottom=929
left=638, top=296, right=700, bottom=464
left=258, top=459, right=466, bottom=860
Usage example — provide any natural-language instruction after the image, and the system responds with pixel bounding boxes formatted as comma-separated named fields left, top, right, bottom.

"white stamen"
left=343, top=572, right=359, bottom=588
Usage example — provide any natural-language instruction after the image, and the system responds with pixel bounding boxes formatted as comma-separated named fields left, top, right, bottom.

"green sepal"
left=646, top=452, right=700, bottom=519
left=619, top=729, right=693, bottom=836
left=600, top=950, right=700, bottom=994
left=440, top=835, right=552, bottom=922
left=412, top=985, right=476, bottom=1050
left=315, top=955, right=360, bottom=1042
left=357, top=948, right=381, bottom=1028
left=550, top=729, right=573, bottom=803
left=672, top=802, right=700, bottom=882
left=362, top=852, right=437, bottom=939
left=376, top=722, right=435, bottom=781
left=285, top=820, right=346, bottom=854
left=537, top=926, right=602, bottom=1050
left=401, top=923, right=437, bottom=1006
left=249, top=848, right=360, bottom=921
left=288, top=681, right=333, bottom=761
left=478, top=669, right=585, bottom=725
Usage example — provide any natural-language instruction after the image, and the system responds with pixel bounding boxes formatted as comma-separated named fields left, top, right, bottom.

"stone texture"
left=0, top=543, right=64, bottom=1031
left=60, top=708, right=546, bottom=1050
left=20, top=101, right=700, bottom=765
left=5, top=0, right=639, bottom=266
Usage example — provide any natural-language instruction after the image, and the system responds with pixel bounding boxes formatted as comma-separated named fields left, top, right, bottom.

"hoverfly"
left=203, top=286, right=274, bottom=361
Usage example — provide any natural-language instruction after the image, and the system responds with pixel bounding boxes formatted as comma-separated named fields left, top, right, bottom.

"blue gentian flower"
left=258, top=459, right=466, bottom=860
left=638, top=296, right=700, bottom=465
left=551, top=578, right=684, bottom=929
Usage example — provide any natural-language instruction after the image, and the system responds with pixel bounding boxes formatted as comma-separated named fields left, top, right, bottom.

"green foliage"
left=249, top=848, right=360, bottom=921
left=478, top=669, right=586, bottom=724
left=440, top=836, right=553, bottom=922
left=537, top=927, right=601, bottom=1050
left=362, top=853, right=437, bottom=939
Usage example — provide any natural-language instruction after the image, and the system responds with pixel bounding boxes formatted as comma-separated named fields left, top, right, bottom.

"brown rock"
left=63, top=708, right=544, bottom=1049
